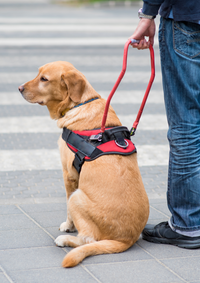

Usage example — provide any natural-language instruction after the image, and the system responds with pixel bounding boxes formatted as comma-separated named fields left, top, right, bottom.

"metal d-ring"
left=115, top=139, right=129, bottom=149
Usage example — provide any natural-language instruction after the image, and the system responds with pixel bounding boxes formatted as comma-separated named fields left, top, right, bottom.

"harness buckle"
left=90, top=133, right=102, bottom=142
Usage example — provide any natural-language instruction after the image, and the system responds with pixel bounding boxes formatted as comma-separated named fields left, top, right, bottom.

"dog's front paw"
left=59, top=221, right=76, bottom=233
left=55, top=235, right=68, bottom=247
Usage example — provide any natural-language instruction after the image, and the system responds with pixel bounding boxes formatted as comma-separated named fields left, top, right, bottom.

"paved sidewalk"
left=0, top=1, right=200, bottom=282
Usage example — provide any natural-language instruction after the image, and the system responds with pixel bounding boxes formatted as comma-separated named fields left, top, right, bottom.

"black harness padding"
left=62, top=128, right=103, bottom=173
left=62, top=129, right=102, bottom=157
left=62, top=126, right=136, bottom=174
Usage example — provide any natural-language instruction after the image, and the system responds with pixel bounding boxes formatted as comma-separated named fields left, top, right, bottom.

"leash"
left=101, top=39, right=155, bottom=136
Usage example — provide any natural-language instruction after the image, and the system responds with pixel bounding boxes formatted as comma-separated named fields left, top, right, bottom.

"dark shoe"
left=142, top=221, right=200, bottom=249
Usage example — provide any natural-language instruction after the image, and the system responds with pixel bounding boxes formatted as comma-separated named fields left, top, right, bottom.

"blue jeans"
left=159, top=18, right=200, bottom=233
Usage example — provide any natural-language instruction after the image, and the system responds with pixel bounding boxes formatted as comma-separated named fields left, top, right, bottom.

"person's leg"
left=160, top=18, right=200, bottom=234
left=142, top=18, right=200, bottom=247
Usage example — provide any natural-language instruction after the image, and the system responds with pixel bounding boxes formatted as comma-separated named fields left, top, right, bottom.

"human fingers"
left=131, top=39, right=149, bottom=50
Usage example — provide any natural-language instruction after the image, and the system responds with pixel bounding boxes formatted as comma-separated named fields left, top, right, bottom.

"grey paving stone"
left=148, top=205, right=169, bottom=221
left=81, top=242, right=152, bottom=265
left=149, top=198, right=168, bottom=204
left=0, top=165, right=168, bottom=201
left=0, top=105, right=49, bottom=117
left=133, top=129, right=168, bottom=145
left=86, top=260, right=180, bottom=283
left=46, top=226, right=77, bottom=240
left=113, top=103, right=166, bottom=115
left=21, top=210, right=67, bottom=228
left=0, top=205, right=22, bottom=214
left=0, top=103, right=165, bottom=117
left=0, top=228, right=54, bottom=250
left=0, top=170, right=65, bottom=199
left=161, top=256, right=200, bottom=282
left=0, top=246, right=66, bottom=271
left=0, top=131, right=168, bottom=150
left=140, top=165, right=168, bottom=199
left=0, top=133, right=60, bottom=150
left=3, top=50, right=161, bottom=72
left=0, top=273, right=11, bottom=283
left=20, top=203, right=66, bottom=213
left=150, top=201, right=171, bottom=217
left=137, top=237, right=200, bottom=260
left=0, top=214, right=38, bottom=231
left=10, top=267, right=98, bottom=283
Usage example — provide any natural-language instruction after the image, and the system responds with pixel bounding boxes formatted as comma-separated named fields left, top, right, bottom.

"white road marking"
left=0, top=145, right=169, bottom=171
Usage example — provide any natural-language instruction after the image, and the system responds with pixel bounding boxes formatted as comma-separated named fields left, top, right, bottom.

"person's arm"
left=142, top=0, right=163, bottom=17
left=129, top=18, right=156, bottom=49
left=129, top=0, right=164, bottom=49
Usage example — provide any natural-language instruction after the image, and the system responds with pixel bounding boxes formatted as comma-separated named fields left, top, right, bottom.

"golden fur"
left=19, top=61, right=149, bottom=267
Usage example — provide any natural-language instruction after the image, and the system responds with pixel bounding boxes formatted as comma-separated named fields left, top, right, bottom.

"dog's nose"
left=18, top=85, right=24, bottom=93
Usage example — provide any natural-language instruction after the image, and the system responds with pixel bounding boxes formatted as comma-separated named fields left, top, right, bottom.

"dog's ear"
left=61, top=70, right=86, bottom=103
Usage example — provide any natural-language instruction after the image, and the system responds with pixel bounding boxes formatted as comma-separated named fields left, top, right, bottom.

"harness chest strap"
left=62, top=129, right=103, bottom=173
left=62, top=127, right=136, bottom=173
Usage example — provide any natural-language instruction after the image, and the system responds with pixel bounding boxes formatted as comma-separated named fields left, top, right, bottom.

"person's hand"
left=129, top=18, right=156, bottom=50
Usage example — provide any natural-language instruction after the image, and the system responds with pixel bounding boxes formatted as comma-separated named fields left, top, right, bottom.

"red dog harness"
left=62, top=126, right=136, bottom=173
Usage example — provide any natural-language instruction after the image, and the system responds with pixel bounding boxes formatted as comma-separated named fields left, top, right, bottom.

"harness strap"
left=102, top=126, right=130, bottom=140
left=62, top=126, right=136, bottom=173
left=62, top=128, right=102, bottom=173
left=73, top=151, right=85, bottom=174
left=102, top=126, right=130, bottom=148
left=63, top=129, right=96, bottom=156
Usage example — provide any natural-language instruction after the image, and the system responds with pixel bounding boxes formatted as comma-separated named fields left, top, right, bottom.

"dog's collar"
left=61, top=97, right=99, bottom=117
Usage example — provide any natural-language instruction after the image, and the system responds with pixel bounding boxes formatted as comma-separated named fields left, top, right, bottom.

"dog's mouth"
left=38, top=101, right=44, bottom=105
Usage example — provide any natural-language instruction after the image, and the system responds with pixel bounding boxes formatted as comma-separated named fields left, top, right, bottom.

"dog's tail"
left=62, top=240, right=131, bottom=268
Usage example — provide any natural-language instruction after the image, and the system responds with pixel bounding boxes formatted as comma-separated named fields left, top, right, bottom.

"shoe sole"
left=142, top=235, right=200, bottom=249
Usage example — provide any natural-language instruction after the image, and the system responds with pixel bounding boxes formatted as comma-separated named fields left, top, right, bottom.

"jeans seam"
left=174, top=21, right=200, bottom=35
left=187, top=38, right=200, bottom=43
left=173, top=20, right=200, bottom=59
left=173, top=48, right=200, bottom=59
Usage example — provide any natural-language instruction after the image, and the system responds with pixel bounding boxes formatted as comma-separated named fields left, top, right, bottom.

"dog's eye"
left=40, top=77, right=48, bottom=82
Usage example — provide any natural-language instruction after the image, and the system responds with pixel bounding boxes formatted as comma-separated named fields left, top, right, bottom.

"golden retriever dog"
left=18, top=61, right=149, bottom=268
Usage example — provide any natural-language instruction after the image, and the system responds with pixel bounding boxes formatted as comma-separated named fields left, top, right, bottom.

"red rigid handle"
left=101, top=39, right=155, bottom=135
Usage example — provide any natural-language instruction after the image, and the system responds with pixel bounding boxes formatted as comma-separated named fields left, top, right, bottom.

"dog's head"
left=18, top=61, right=90, bottom=119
